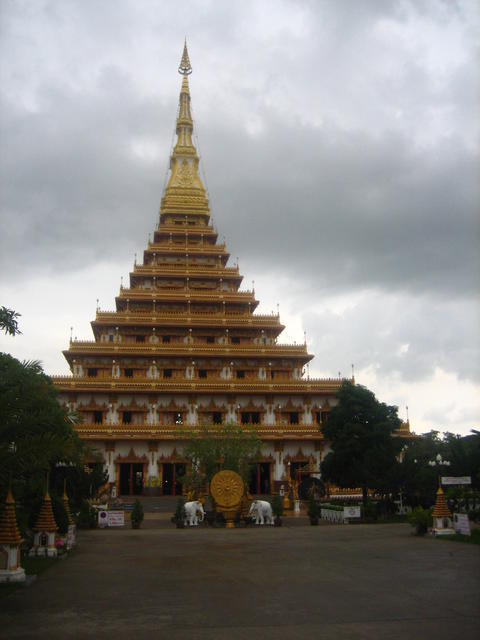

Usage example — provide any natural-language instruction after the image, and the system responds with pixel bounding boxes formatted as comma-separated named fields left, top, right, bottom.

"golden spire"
left=178, top=39, right=192, bottom=76
left=432, top=486, right=451, bottom=519
left=63, top=480, right=74, bottom=526
left=33, top=486, right=58, bottom=533
left=160, top=42, right=210, bottom=221
left=0, top=488, right=23, bottom=546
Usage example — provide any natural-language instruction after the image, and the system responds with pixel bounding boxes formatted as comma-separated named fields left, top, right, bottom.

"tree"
left=181, top=422, right=261, bottom=489
left=0, top=306, right=22, bottom=336
left=400, top=430, right=480, bottom=508
left=0, top=353, right=105, bottom=530
left=321, top=381, right=404, bottom=506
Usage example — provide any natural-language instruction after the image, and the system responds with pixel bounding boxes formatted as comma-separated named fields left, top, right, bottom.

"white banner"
left=98, top=510, right=125, bottom=528
left=107, top=511, right=125, bottom=527
left=453, top=513, right=471, bottom=536
left=343, top=506, right=361, bottom=518
left=441, top=476, right=471, bottom=485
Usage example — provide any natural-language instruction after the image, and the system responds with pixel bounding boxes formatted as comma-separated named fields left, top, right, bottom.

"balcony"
left=71, top=421, right=325, bottom=441
left=65, top=340, right=309, bottom=357
left=52, top=375, right=345, bottom=394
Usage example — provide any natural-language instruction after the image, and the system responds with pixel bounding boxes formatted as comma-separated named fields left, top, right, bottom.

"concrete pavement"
left=1, top=523, right=479, bottom=639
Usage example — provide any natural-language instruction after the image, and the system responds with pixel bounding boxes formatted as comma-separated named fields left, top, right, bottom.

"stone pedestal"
left=0, top=545, right=26, bottom=583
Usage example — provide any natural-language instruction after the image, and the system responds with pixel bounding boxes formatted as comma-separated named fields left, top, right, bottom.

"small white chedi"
left=30, top=488, right=58, bottom=557
left=431, top=486, right=454, bottom=536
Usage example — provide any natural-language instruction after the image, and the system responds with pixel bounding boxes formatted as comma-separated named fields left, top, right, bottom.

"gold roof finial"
left=160, top=41, right=210, bottom=221
left=178, top=39, right=192, bottom=76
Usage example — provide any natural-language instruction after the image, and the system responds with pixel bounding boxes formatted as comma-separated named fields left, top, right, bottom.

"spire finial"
left=178, top=39, right=192, bottom=76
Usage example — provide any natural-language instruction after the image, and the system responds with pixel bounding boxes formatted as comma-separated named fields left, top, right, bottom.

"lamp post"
left=428, top=454, right=451, bottom=489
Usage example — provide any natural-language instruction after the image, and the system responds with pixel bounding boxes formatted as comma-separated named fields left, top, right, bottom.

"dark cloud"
left=0, top=0, right=478, bottom=433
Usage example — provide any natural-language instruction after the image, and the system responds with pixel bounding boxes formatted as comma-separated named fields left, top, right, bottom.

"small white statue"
left=249, top=500, right=274, bottom=525
left=184, top=501, right=205, bottom=526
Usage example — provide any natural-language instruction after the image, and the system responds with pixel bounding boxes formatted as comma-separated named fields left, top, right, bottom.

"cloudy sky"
left=1, top=0, right=478, bottom=436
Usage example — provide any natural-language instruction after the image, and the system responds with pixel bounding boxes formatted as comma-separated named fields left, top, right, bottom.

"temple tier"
left=52, top=44, right=351, bottom=497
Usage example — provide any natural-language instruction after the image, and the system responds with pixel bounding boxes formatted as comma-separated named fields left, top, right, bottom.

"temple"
left=53, top=44, right=405, bottom=497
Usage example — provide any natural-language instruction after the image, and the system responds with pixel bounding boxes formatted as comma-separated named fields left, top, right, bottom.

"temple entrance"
left=161, top=463, right=186, bottom=496
left=298, top=476, right=325, bottom=500
left=119, top=463, right=144, bottom=496
left=249, top=462, right=271, bottom=495
left=288, top=461, right=304, bottom=480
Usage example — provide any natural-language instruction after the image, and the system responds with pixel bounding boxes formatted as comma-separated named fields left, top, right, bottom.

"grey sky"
left=1, top=0, right=478, bottom=435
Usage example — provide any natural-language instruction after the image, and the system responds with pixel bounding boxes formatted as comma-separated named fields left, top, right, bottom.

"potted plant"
left=307, top=494, right=320, bottom=525
left=130, top=499, right=144, bottom=529
left=174, top=498, right=186, bottom=529
left=271, top=495, right=283, bottom=527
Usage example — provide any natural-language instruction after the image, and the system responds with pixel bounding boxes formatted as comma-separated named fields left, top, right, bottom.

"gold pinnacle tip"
left=178, top=40, right=192, bottom=76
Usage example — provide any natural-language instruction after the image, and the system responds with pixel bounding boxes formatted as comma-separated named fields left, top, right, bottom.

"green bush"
left=76, top=500, right=97, bottom=529
left=51, top=496, right=69, bottom=535
left=130, top=499, right=144, bottom=529
left=407, top=507, right=432, bottom=536
left=307, top=494, right=320, bottom=520
left=271, top=495, right=283, bottom=517
left=468, top=508, right=480, bottom=523
left=363, top=499, right=378, bottom=521
left=174, top=498, right=186, bottom=524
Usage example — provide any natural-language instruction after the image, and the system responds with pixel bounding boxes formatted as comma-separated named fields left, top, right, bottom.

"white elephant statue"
left=184, top=501, right=205, bottom=526
left=249, top=500, right=274, bottom=525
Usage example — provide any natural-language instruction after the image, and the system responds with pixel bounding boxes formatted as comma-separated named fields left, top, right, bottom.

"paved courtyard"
left=1, top=523, right=479, bottom=639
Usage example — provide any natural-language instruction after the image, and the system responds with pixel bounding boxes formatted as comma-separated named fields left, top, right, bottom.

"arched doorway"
left=161, top=462, right=186, bottom=496
left=114, top=449, right=148, bottom=497
left=249, top=461, right=273, bottom=495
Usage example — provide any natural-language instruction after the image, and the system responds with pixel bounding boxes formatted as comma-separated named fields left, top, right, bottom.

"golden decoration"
left=210, top=470, right=244, bottom=508
left=175, top=160, right=194, bottom=187
left=210, top=470, right=244, bottom=528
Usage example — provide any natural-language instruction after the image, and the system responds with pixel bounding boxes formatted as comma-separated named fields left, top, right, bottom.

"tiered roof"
left=33, top=490, right=58, bottom=533
left=432, top=486, right=451, bottom=519
left=63, top=484, right=74, bottom=526
left=0, top=489, right=22, bottom=546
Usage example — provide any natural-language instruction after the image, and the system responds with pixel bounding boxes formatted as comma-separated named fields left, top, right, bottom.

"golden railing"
left=146, top=242, right=227, bottom=253
left=116, top=288, right=255, bottom=300
left=132, top=264, right=240, bottom=276
left=93, top=310, right=281, bottom=324
left=51, top=376, right=345, bottom=393
left=71, top=422, right=325, bottom=440
left=66, top=341, right=308, bottom=355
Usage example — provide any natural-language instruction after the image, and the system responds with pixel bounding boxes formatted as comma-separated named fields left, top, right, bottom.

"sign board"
left=441, top=476, right=471, bottom=485
left=107, top=511, right=125, bottom=527
left=343, top=506, right=361, bottom=519
left=453, top=513, right=471, bottom=536
left=98, top=510, right=125, bottom=528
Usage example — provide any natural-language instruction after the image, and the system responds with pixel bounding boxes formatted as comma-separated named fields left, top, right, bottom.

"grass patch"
left=22, top=554, right=58, bottom=575
left=436, top=529, right=480, bottom=545
left=0, top=553, right=62, bottom=599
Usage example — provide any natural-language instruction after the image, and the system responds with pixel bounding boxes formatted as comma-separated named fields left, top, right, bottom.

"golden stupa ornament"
left=160, top=40, right=210, bottom=220
left=178, top=39, right=192, bottom=75
left=210, top=470, right=244, bottom=529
